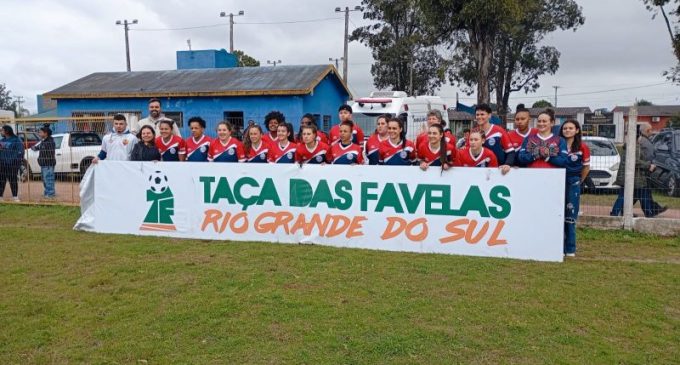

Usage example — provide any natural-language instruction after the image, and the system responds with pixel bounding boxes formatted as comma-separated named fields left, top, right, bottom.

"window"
left=224, top=111, right=245, bottom=140
left=164, top=111, right=184, bottom=129
left=52, top=136, right=63, bottom=149
left=583, top=139, right=617, bottom=156
left=322, top=115, right=331, bottom=133
left=651, top=116, right=660, bottom=122
left=597, top=124, right=616, bottom=139
left=70, top=133, right=102, bottom=147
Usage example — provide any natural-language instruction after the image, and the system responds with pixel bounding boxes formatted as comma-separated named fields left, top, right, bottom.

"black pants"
left=0, top=163, right=20, bottom=197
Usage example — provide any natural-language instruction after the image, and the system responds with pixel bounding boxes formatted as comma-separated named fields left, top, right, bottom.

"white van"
left=351, top=91, right=448, bottom=141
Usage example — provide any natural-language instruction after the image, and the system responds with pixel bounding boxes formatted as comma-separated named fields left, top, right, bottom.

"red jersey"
left=185, top=135, right=212, bottom=162
left=208, top=137, right=245, bottom=163
left=329, top=142, right=364, bottom=165
left=415, top=130, right=455, bottom=149
left=262, top=132, right=278, bottom=146
left=268, top=141, right=297, bottom=163
left=329, top=124, right=365, bottom=145
left=244, top=140, right=271, bottom=163
left=295, top=131, right=329, bottom=145
left=365, top=133, right=389, bottom=165
left=379, top=139, right=416, bottom=166
left=455, top=147, right=499, bottom=168
left=295, top=141, right=330, bottom=164
left=155, top=135, right=186, bottom=162
left=416, top=142, right=455, bottom=167
left=507, top=128, right=537, bottom=151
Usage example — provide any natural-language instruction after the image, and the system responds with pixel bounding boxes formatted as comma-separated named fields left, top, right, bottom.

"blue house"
left=44, top=50, right=351, bottom=138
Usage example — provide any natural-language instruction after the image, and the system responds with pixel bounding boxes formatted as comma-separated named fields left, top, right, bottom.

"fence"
left=1, top=113, right=679, bottom=224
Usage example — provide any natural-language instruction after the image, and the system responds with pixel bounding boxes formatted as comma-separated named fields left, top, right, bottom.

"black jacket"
left=130, top=142, right=161, bottom=161
left=33, top=136, right=56, bottom=167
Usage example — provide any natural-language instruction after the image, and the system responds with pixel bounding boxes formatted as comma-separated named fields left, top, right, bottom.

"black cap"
left=338, top=104, right=353, bottom=114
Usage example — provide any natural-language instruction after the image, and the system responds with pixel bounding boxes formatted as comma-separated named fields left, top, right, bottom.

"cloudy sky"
left=2, top=0, right=679, bottom=113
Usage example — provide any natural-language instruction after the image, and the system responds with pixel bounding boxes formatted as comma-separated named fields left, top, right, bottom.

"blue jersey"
left=565, top=143, right=591, bottom=177
left=185, top=135, right=211, bottom=162
left=518, top=133, right=568, bottom=168
left=482, top=124, right=514, bottom=165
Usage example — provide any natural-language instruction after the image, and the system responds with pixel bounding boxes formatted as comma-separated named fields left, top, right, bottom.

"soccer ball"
left=148, top=171, right=169, bottom=193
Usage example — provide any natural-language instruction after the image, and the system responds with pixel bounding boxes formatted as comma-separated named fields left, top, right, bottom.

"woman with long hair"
left=295, top=124, right=330, bottom=165
left=417, top=124, right=454, bottom=171
left=517, top=108, right=567, bottom=168
left=243, top=124, right=270, bottom=163
left=560, top=119, right=590, bottom=257
left=378, top=118, right=415, bottom=166
left=131, top=125, right=161, bottom=161
left=364, top=114, right=389, bottom=165
left=268, top=122, right=297, bottom=164
left=155, top=119, right=186, bottom=161
left=208, top=121, right=245, bottom=162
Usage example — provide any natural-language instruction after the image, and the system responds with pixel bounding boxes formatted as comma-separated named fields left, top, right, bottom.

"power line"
left=239, top=17, right=342, bottom=25
left=133, top=17, right=343, bottom=31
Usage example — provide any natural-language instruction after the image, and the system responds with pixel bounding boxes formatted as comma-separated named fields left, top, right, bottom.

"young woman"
left=329, top=121, right=364, bottom=165
left=417, top=124, right=454, bottom=171
left=243, top=125, right=270, bottom=163
left=268, top=122, right=297, bottom=164
left=474, top=103, right=514, bottom=172
left=508, top=104, right=537, bottom=162
left=208, top=121, right=245, bottom=162
left=364, top=114, right=389, bottom=165
left=155, top=120, right=186, bottom=161
left=262, top=111, right=284, bottom=146
left=131, top=125, right=161, bottom=161
left=517, top=109, right=568, bottom=168
left=185, top=116, right=211, bottom=162
left=415, top=110, right=454, bottom=148
left=454, top=129, right=498, bottom=168
left=561, top=120, right=590, bottom=257
left=31, top=124, right=57, bottom=199
left=295, top=124, right=330, bottom=164
left=379, top=118, right=416, bottom=166
left=296, top=114, right=329, bottom=144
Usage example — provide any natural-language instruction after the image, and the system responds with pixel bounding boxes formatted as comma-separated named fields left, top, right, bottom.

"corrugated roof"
left=448, top=110, right=475, bottom=121
left=527, top=107, right=592, bottom=115
left=612, top=105, right=680, bottom=116
left=45, top=65, right=350, bottom=99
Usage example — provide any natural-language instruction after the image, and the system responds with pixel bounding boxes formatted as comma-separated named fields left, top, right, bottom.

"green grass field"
left=1, top=205, right=678, bottom=364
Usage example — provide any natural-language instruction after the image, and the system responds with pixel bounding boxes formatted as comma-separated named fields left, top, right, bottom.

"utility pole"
left=220, top=10, right=245, bottom=53
left=335, top=5, right=363, bottom=85
left=553, top=85, right=561, bottom=107
left=15, top=96, right=24, bottom=116
left=267, top=60, right=282, bottom=67
left=115, top=19, right=138, bottom=72
left=329, top=57, right=344, bottom=72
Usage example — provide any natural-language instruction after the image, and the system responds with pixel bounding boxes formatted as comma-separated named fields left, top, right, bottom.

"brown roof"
left=448, top=110, right=475, bottom=121
left=612, top=105, right=680, bottom=117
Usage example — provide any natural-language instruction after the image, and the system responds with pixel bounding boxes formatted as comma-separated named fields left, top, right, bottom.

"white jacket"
left=98, top=130, right=138, bottom=161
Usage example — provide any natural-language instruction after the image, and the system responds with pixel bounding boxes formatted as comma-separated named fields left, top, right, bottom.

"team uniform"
left=379, top=139, right=416, bottom=166
left=208, top=137, right=245, bottom=163
left=295, top=130, right=329, bottom=145
left=564, top=143, right=590, bottom=256
left=295, top=141, right=330, bottom=164
left=415, top=129, right=455, bottom=149
left=416, top=142, right=455, bottom=167
left=364, top=134, right=388, bottom=165
left=330, top=142, right=364, bottom=165
left=268, top=141, right=297, bottom=163
left=517, top=133, right=568, bottom=168
left=508, top=128, right=537, bottom=166
left=454, top=147, right=498, bottom=167
left=262, top=132, right=278, bottom=146
left=185, top=135, right=212, bottom=162
left=155, top=135, right=186, bottom=162
left=329, top=124, right=365, bottom=145
left=97, top=130, right=137, bottom=161
left=477, top=124, right=514, bottom=165
left=244, top=141, right=271, bottom=163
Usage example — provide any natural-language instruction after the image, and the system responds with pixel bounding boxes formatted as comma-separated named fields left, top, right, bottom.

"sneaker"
left=648, top=206, right=668, bottom=218
left=12, top=197, right=20, bottom=202
left=565, top=253, right=576, bottom=257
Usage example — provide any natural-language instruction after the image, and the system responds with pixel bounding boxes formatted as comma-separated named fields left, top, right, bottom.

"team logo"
left=169, top=147, right=176, bottom=154
left=315, top=155, right=323, bottom=162
left=570, top=154, right=578, bottom=161
left=200, top=145, right=207, bottom=153
left=123, top=139, right=129, bottom=146
left=399, top=151, right=407, bottom=158
left=286, top=152, right=293, bottom=159
left=260, top=153, right=266, bottom=160
left=228, top=148, right=235, bottom=155
left=140, top=170, right=176, bottom=232
left=347, top=153, right=354, bottom=160
left=487, top=138, right=496, bottom=146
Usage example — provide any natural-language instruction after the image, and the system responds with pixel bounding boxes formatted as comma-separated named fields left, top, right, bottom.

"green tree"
left=232, top=50, right=260, bottom=67
left=635, top=99, right=654, bottom=106
left=642, top=0, right=680, bottom=82
left=350, top=0, right=445, bottom=95
left=532, top=99, right=553, bottom=108
left=0, top=83, right=19, bottom=114
left=670, top=114, right=680, bottom=128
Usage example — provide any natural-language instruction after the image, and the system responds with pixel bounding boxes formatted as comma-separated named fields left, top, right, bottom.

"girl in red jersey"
left=268, top=122, right=297, bottom=164
left=185, top=116, right=211, bottom=162
left=415, top=110, right=454, bottom=149
left=417, top=124, right=454, bottom=171
left=329, top=121, right=364, bottom=165
left=517, top=109, right=568, bottom=168
left=454, top=129, right=498, bottom=168
left=262, top=111, right=284, bottom=146
left=379, top=118, right=416, bottom=166
left=364, top=114, right=389, bottom=165
left=295, top=124, right=330, bottom=165
left=208, top=121, right=245, bottom=163
left=243, top=125, right=271, bottom=163
left=155, top=119, right=186, bottom=161
left=508, top=104, right=537, bottom=155
left=296, top=114, right=329, bottom=145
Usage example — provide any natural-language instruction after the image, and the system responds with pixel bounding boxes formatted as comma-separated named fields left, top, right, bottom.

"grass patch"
left=581, top=191, right=680, bottom=210
left=1, top=204, right=679, bottom=364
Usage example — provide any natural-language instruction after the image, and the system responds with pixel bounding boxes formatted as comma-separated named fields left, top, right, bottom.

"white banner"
left=76, top=161, right=566, bottom=262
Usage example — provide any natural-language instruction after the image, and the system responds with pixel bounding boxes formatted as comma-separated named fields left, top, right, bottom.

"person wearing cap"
left=329, top=104, right=365, bottom=145
left=30, top=124, right=57, bottom=199
left=133, top=98, right=181, bottom=137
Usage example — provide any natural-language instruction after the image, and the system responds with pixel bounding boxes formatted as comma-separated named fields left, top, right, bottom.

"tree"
left=532, top=100, right=553, bottom=108
left=635, top=99, right=654, bottom=106
left=232, top=50, right=260, bottom=67
left=0, top=83, right=19, bottom=115
left=642, top=0, right=680, bottom=82
left=670, top=114, right=680, bottom=128
left=350, top=0, right=446, bottom=95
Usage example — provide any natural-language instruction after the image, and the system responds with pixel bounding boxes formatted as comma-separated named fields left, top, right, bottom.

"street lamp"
left=329, top=57, right=344, bottom=73
left=334, top=6, right=363, bottom=84
left=267, top=60, right=282, bottom=67
left=115, top=19, right=138, bottom=72
left=220, top=10, right=245, bottom=53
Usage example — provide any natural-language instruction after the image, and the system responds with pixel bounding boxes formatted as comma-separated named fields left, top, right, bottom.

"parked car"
left=24, top=132, right=102, bottom=177
left=649, top=129, right=680, bottom=196
left=582, top=136, right=620, bottom=190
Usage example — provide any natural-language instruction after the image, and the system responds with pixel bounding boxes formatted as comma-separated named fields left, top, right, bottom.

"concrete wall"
left=579, top=214, right=680, bottom=236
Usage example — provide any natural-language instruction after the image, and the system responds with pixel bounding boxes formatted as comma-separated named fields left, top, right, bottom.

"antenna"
left=187, top=39, right=192, bottom=51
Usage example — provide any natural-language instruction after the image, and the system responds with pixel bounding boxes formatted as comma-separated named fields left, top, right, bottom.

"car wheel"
left=80, top=157, right=94, bottom=176
left=668, top=175, right=680, bottom=197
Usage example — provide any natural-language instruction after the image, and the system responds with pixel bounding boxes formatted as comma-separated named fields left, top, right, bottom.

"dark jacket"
left=0, top=135, right=23, bottom=166
left=614, top=140, right=652, bottom=188
left=32, top=136, right=56, bottom=167
left=130, top=142, right=161, bottom=161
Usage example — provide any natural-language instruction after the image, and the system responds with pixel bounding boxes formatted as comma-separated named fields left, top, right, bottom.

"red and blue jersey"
left=415, top=130, right=455, bottom=149
left=330, top=142, right=364, bottom=165
left=208, top=138, right=245, bottom=163
left=329, top=124, right=365, bottom=146
left=517, top=133, right=568, bottom=168
left=268, top=141, right=297, bottom=163
left=480, top=124, right=514, bottom=165
left=565, top=143, right=590, bottom=177
left=155, top=135, right=186, bottom=162
left=379, top=139, right=416, bottom=166
left=295, top=141, right=330, bottom=164
left=296, top=131, right=329, bottom=145
left=262, top=131, right=278, bottom=146
left=508, top=128, right=537, bottom=151
left=417, top=142, right=455, bottom=167
left=244, top=140, right=271, bottom=163
left=365, top=133, right=388, bottom=165
left=454, top=147, right=498, bottom=167
left=185, top=135, right=211, bottom=162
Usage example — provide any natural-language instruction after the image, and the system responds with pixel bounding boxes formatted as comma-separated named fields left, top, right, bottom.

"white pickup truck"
left=24, top=132, right=102, bottom=177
